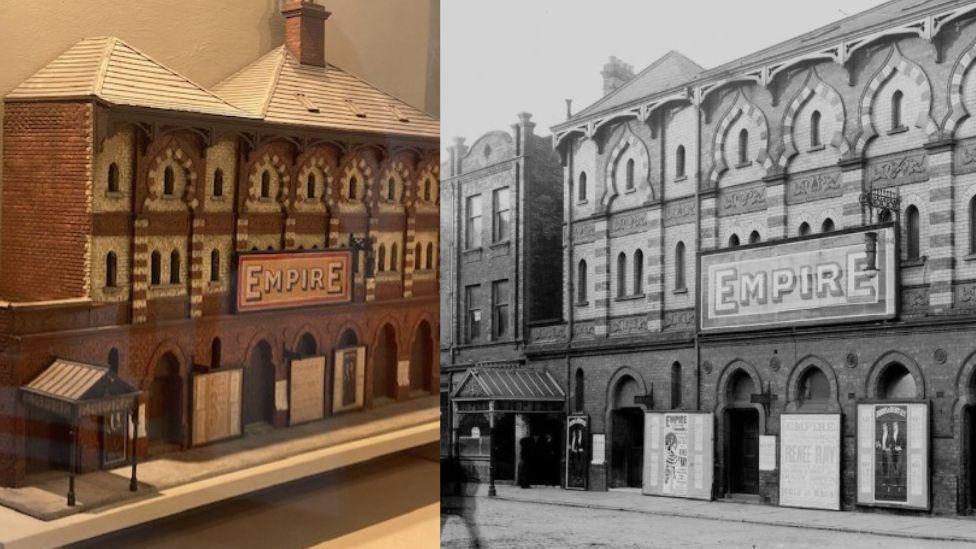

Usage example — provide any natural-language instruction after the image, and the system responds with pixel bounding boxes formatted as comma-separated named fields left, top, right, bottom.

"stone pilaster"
left=131, top=217, right=149, bottom=324
left=926, top=141, right=955, bottom=313
left=592, top=217, right=610, bottom=337
left=284, top=215, right=296, bottom=249
left=404, top=212, right=417, bottom=298
left=235, top=217, right=249, bottom=251
left=189, top=217, right=205, bottom=318
left=839, top=159, right=866, bottom=229
left=764, top=174, right=788, bottom=240
left=645, top=204, right=664, bottom=332
left=699, top=191, right=718, bottom=251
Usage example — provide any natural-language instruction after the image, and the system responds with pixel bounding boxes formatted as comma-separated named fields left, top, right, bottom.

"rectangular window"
left=492, top=279, right=510, bottom=339
left=465, top=284, right=482, bottom=342
left=465, top=195, right=482, bottom=249
left=492, top=187, right=510, bottom=243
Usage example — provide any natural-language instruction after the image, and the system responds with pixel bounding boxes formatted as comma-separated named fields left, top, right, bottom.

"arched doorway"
left=148, top=352, right=182, bottom=454
left=409, top=321, right=433, bottom=393
left=372, top=324, right=398, bottom=402
left=244, top=340, right=275, bottom=427
left=725, top=370, right=759, bottom=495
left=609, top=375, right=644, bottom=488
left=296, top=332, right=317, bottom=356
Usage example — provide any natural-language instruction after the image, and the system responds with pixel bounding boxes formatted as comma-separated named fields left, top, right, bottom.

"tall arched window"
left=426, top=243, right=434, bottom=269
left=810, top=110, right=822, bottom=148
left=307, top=173, right=316, bottom=199
left=738, top=128, right=749, bottom=164
left=169, top=250, right=181, bottom=284
left=377, top=245, right=387, bottom=272
left=798, top=367, right=830, bottom=404
left=260, top=171, right=271, bottom=198
left=424, top=178, right=432, bottom=201
left=150, top=251, right=161, bottom=285
left=728, top=234, right=740, bottom=248
left=799, top=222, right=811, bottom=236
left=210, top=249, right=220, bottom=282
left=349, top=176, right=358, bottom=200
left=105, top=252, right=118, bottom=288
left=822, top=218, right=835, bottom=233
left=616, top=252, right=627, bottom=298
left=163, top=166, right=175, bottom=196
left=211, top=338, right=222, bottom=369
left=970, top=195, right=976, bottom=254
left=671, top=362, right=682, bottom=409
left=108, top=163, right=120, bottom=193
left=675, top=242, right=686, bottom=290
left=387, top=177, right=396, bottom=201
left=675, top=145, right=686, bottom=178
left=574, top=369, right=585, bottom=413
left=391, top=243, right=399, bottom=272
left=213, top=168, right=224, bottom=197
left=891, top=90, right=904, bottom=130
left=633, top=249, right=644, bottom=295
left=906, top=205, right=920, bottom=260
left=577, top=259, right=588, bottom=304
left=108, top=348, right=120, bottom=374
left=749, top=230, right=761, bottom=244
left=625, top=158, right=635, bottom=190
left=415, top=242, right=423, bottom=270
left=578, top=172, right=587, bottom=202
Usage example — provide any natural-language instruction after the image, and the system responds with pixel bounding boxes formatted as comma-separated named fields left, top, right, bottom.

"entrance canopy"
left=451, top=367, right=565, bottom=413
left=21, top=359, right=140, bottom=419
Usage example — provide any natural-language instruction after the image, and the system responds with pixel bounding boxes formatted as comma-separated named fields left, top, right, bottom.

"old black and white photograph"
left=440, top=0, right=976, bottom=547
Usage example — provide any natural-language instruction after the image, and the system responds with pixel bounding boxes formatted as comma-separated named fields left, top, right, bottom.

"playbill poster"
left=779, top=414, right=841, bottom=510
left=332, top=346, right=366, bottom=413
left=643, top=412, right=713, bottom=500
left=857, top=402, right=929, bottom=510
left=565, top=415, right=589, bottom=490
left=289, top=356, right=326, bottom=425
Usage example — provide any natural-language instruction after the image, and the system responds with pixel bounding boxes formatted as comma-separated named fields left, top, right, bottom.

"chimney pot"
left=601, top=56, right=634, bottom=96
left=281, top=0, right=331, bottom=67
left=565, top=99, right=573, bottom=119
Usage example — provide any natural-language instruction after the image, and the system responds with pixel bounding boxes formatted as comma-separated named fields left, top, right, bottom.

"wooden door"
left=729, top=409, right=759, bottom=494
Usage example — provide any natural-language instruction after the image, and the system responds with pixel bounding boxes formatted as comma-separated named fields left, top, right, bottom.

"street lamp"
left=858, top=189, right=900, bottom=275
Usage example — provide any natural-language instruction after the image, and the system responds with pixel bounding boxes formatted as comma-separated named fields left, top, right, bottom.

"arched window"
left=169, top=250, right=180, bottom=284
left=211, top=338, right=221, bottom=369
left=213, top=168, right=224, bottom=197
left=970, top=196, right=976, bottom=254
left=821, top=218, right=835, bottom=233
left=625, top=158, right=635, bottom=190
left=105, top=252, right=118, bottom=288
left=728, top=234, right=740, bottom=248
left=424, top=178, right=432, bottom=201
left=577, top=259, right=588, bottom=304
left=108, top=163, right=120, bottom=193
left=377, top=245, right=386, bottom=272
left=210, top=249, right=220, bottom=282
left=749, top=231, right=761, bottom=244
left=633, top=249, right=644, bottom=295
left=671, top=362, right=682, bottom=409
left=798, top=222, right=811, bottom=236
left=150, top=251, right=161, bottom=285
left=738, top=128, right=749, bottom=164
left=675, top=145, right=686, bottom=178
left=891, top=90, right=904, bottom=130
left=578, top=171, right=587, bottom=202
left=260, top=171, right=271, bottom=198
left=307, top=173, right=316, bottom=199
left=879, top=209, right=893, bottom=223
left=387, top=177, right=396, bottom=201
left=906, top=205, right=920, bottom=260
left=675, top=241, right=686, bottom=290
left=108, top=348, right=119, bottom=375
left=798, top=367, right=830, bottom=404
left=810, top=110, right=822, bottom=148
left=349, top=176, right=358, bottom=200
left=574, top=369, right=585, bottom=413
left=415, top=242, right=423, bottom=270
left=426, top=243, right=434, bottom=270
left=163, top=166, right=175, bottom=196
left=616, top=252, right=627, bottom=298
left=391, top=243, right=399, bottom=271
left=879, top=363, right=916, bottom=399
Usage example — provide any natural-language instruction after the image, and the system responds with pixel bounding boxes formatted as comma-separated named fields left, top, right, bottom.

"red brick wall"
left=1, top=101, right=92, bottom=301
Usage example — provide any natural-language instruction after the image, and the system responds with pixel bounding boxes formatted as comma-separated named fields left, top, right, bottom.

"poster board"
left=565, top=415, right=589, bottom=490
left=758, top=435, right=777, bottom=472
left=102, top=410, right=129, bottom=466
left=643, top=412, right=713, bottom=500
left=856, top=402, right=929, bottom=510
left=192, top=369, right=243, bottom=446
left=779, top=413, right=841, bottom=510
left=332, top=346, right=366, bottom=413
left=290, top=355, right=326, bottom=425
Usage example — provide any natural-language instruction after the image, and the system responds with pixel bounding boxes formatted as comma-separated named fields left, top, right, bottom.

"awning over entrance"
left=451, top=367, right=565, bottom=403
left=22, top=359, right=140, bottom=418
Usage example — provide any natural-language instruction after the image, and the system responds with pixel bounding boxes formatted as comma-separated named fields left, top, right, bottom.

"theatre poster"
left=643, top=412, right=713, bottom=500
left=779, top=413, right=841, bottom=510
left=856, top=402, right=929, bottom=510
left=565, top=415, right=589, bottom=490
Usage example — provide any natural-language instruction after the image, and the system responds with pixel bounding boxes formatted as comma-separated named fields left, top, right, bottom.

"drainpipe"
left=693, top=93, right=703, bottom=412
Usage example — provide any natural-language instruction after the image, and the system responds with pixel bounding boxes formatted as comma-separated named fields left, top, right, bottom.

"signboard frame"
left=855, top=400, right=930, bottom=511
left=698, top=224, right=897, bottom=333
left=565, top=414, right=589, bottom=491
left=236, top=249, right=353, bottom=313
left=332, top=346, right=367, bottom=414
left=190, top=367, right=244, bottom=447
left=778, top=412, right=841, bottom=511
left=101, top=410, right=129, bottom=467
left=289, top=355, right=327, bottom=426
left=643, top=411, right=714, bottom=500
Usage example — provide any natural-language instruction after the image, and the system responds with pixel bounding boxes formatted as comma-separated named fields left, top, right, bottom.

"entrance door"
left=147, top=353, right=182, bottom=453
left=610, top=408, right=644, bottom=488
left=244, top=341, right=275, bottom=426
left=969, top=407, right=976, bottom=509
left=527, top=415, right=564, bottom=486
left=728, top=408, right=759, bottom=494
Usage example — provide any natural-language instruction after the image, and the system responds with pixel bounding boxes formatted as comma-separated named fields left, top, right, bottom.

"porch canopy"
left=21, top=358, right=142, bottom=506
left=450, top=367, right=565, bottom=413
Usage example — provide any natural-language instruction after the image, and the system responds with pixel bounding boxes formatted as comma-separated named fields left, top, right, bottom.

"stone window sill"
left=576, top=301, right=589, bottom=308
left=674, top=175, right=688, bottom=183
left=901, top=256, right=927, bottom=268
left=105, top=191, right=125, bottom=198
left=624, top=187, right=637, bottom=194
left=965, top=254, right=976, bottom=262
left=211, top=195, right=227, bottom=201
left=490, top=240, right=511, bottom=249
left=615, top=294, right=645, bottom=302
left=673, top=287, right=688, bottom=295
left=577, top=199, right=589, bottom=206
left=807, top=144, right=826, bottom=153
left=464, top=246, right=483, bottom=254
left=888, top=125, right=909, bottom=136
left=735, top=161, right=753, bottom=169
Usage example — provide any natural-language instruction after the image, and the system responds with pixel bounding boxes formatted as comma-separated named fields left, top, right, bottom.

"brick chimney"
left=281, top=0, right=331, bottom=67
left=601, top=56, right=634, bottom=96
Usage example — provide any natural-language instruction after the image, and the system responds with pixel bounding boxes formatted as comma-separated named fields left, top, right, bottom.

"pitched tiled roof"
left=451, top=367, right=565, bottom=401
left=6, top=37, right=251, bottom=119
left=214, top=46, right=439, bottom=139
left=23, top=359, right=138, bottom=403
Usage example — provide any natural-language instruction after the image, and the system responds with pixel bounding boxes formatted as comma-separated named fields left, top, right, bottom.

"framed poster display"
left=565, top=415, right=589, bottom=490
left=102, top=410, right=129, bottom=466
left=856, top=402, right=929, bottom=510
left=779, top=413, right=841, bottom=510
left=192, top=369, right=243, bottom=446
left=289, top=356, right=326, bottom=425
left=643, top=412, right=714, bottom=500
left=333, top=346, right=366, bottom=413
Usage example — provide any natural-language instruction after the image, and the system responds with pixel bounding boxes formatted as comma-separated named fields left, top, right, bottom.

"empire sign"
left=237, top=250, right=352, bottom=312
left=699, top=227, right=896, bottom=332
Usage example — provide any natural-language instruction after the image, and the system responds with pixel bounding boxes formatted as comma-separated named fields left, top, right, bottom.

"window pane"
left=466, top=195, right=482, bottom=249
left=492, top=187, right=510, bottom=242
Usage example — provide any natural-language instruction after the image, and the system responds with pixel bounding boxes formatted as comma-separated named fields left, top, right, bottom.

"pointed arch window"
left=671, top=362, right=682, bottom=409
left=675, top=145, right=686, bottom=178
left=738, top=128, right=749, bottom=165
left=387, top=177, right=396, bottom=201
left=349, top=176, right=358, bottom=200
left=891, top=90, right=904, bottom=130
left=578, top=171, right=587, bottom=202
left=163, top=166, right=175, bottom=196
left=213, top=168, right=224, bottom=197
left=169, top=250, right=181, bottom=284
left=377, top=245, right=386, bottom=272
left=424, top=178, right=432, bottom=201
left=749, top=230, right=761, bottom=244
left=616, top=252, right=627, bottom=298
left=260, top=171, right=271, bottom=198
left=822, top=218, right=835, bottom=233
left=108, top=163, right=120, bottom=193
left=150, top=251, right=161, bottom=285
left=426, top=243, right=434, bottom=270
left=415, top=242, right=423, bottom=270
left=810, top=110, right=822, bottom=148
left=391, top=243, right=399, bottom=271
left=210, top=249, right=220, bottom=282
left=675, top=241, right=686, bottom=290
left=728, top=234, right=740, bottom=248
left=799, top=222, right=811, bottom=236
left=906, top=205, right=920, bottom=260
left=307, top=173, right=316, bottom=199
left=625, top=158, right=635, bottom=190
left=577, top=259, right=588, bottom=304
left=970, top=195, right=976, bottom=255
left=574, top=369, right=585, bottom=412
left=105, top=252, right=118, bottom=288
left=633, top=249, right=644, bottom=295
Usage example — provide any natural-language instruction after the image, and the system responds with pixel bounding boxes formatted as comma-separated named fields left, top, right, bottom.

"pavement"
left=0, top=396, right=438, bottom=548
left=467, top=484, right=976, bottom=544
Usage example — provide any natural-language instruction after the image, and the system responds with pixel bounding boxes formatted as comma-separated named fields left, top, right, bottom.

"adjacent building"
left=0, top=1, right=439, bottom=487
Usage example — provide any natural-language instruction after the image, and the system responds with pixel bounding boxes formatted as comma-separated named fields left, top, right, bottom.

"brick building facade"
left=0, top=1, right=439, bottom=487
left=464, top=0, right=976, bottom=517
